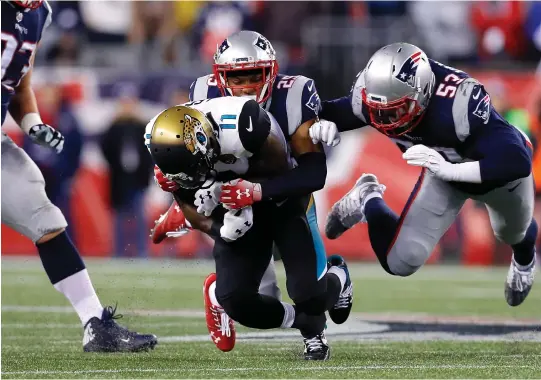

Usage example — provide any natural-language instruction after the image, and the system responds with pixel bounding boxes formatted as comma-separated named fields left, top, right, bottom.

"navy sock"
left=511, top=219, right=538, bottom=266
left=36, top=231, right=86, bottom=285
left=364, top=198, right=399, bottom=273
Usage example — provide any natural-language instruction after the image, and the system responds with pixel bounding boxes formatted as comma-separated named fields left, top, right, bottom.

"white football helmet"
left=213, top=31, right=279, bottom=103
left=360, top=42, right=435, bottom=136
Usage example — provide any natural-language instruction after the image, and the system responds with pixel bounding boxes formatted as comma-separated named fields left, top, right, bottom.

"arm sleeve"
left=259, top=151, right=327, bottom=199
left=320, top=96, right=364, bottom=132
left=319, top=69, right=368, bottom=132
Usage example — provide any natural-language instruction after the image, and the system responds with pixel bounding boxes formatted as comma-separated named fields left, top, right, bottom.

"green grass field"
left=2, top=257, right=540, bottom=379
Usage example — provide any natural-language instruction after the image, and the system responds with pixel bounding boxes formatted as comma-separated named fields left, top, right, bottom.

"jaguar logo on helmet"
left=395, top=51, right=423, bottom=89
left=183, top=114, right=212, bottom=155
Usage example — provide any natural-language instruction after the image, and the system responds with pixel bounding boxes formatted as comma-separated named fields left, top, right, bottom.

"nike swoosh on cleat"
left=120, top=338, right=131, bottom=343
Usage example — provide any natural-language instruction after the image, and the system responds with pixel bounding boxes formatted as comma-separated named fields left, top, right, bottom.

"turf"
left=2, top=257, right=540, bottom=379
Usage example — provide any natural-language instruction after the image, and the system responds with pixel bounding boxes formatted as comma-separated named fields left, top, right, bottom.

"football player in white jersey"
left=145, top=96, right=352, bottom=360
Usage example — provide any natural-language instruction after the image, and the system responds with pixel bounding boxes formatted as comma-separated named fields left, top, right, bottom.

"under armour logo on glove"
left=28, top=124, right=64, bottom=154
left=236, top=189, right=251, bottom=199
left=220, top=207, right=254, bottom=242
left=221, top=179, right=262, bottom=209
left=194, top=180, right=223, bottom=217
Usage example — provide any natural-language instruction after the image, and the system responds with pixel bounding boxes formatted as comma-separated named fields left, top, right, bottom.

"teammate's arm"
left=8, top=59, right=64, bottom=153
left=320, top=97, right=365, bottom=132
left=8, top=59, right=39, bottom=127
left=254, top=77, right=328, bottom=198
left=404, top=81, right=532, bottom=183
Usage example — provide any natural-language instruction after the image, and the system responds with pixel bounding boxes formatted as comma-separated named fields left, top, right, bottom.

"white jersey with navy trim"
left=145, top=97, right=290, bottom=177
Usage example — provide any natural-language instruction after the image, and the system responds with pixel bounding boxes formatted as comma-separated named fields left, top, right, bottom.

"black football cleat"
left=83, top=305, right=158, bottom=352
left=327, top=255, right=353, bottom=324
left=303, top=332, right=330, bottom=360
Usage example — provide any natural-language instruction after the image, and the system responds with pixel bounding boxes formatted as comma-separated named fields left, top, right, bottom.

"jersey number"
left=206, top=74, right=218, bottom=87
left=277, top=75, right=297, bottom=89
left=435, top=74, right=465, bottom=99
left=1, top=32, right=36, bottom=88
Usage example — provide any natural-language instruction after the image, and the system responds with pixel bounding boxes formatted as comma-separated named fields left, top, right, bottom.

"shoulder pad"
left=190, top=74, right=217, bottom=102
left=452, top=78, right=482, bottom=142
left=283, top=75, right=313, bottom=135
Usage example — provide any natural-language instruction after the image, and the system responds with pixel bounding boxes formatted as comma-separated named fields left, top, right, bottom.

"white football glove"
left=220, top=207, right=253, bottom=242
left=309, top=119, right=341, bottom=147
left=194, top=180, right=223, bottom=217
left=402, top=145, right=456, bottom=181
left=28, top=124, right=64, bottom=154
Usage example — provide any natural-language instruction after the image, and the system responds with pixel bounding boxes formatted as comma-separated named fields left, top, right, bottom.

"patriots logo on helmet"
left=473, top=94, right=491, bottom=124
left=395, top=51, right=423, bottom=88
left=218, top=40, right=230, bottom=55
left=255, top=36, right=268, bottom=51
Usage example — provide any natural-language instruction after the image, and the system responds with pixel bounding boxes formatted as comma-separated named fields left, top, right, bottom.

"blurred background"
left=2, top=0, right=541, bottom=266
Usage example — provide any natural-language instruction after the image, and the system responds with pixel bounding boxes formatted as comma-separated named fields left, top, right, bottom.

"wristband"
left=21, top=113, right=43, bottom=135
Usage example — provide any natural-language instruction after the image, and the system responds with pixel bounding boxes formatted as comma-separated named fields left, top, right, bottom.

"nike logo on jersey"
left=473, top=87, right=482, bottom=100
left=246, top=117, right=253, bottom=132
left=508, top=182, right=521, bottom=192
left=307, top=81, right=313, bottom=92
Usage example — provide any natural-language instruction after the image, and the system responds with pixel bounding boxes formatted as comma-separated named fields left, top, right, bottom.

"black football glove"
left=28, top=124, right=64, bottom=154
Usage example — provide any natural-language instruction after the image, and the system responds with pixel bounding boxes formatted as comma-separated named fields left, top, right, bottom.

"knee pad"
left=387, top=240, right=429, bottom=277
left=32, top=204, right=68, bottom=244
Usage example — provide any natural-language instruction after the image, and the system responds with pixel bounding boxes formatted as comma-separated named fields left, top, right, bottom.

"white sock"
left=280, top=302, right=295, bottom=328
left=53, top=269, right=103, bottom=326
left=209, top=281, right=221, bottom=308
left=327, top=266, right=346, bottom=291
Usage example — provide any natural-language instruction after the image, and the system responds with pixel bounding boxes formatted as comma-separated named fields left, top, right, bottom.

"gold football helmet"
left=147, top=105, right=220, bottom=189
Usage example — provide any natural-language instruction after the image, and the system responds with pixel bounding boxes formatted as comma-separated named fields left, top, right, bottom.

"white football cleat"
left=325, top=173, right=386, bottom=239
left=505, top=253, right=536, bottom=307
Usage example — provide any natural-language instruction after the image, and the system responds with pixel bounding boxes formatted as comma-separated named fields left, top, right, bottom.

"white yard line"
left=2, top=364, right=537, bottom=376
left=1, top=321, right=199, bottom=329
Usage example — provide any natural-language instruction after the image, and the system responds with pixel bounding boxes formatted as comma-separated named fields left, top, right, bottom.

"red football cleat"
left=150, top=201, right=191, bottom=244
left=203, top=273, right=236, bottom=352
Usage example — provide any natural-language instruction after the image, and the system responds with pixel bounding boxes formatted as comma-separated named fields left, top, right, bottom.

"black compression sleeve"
left=259, top=152, right=327, bottom=199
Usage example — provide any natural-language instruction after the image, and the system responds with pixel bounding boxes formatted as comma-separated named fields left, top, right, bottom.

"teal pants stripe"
left=306, top=200, right=327, bottom=280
